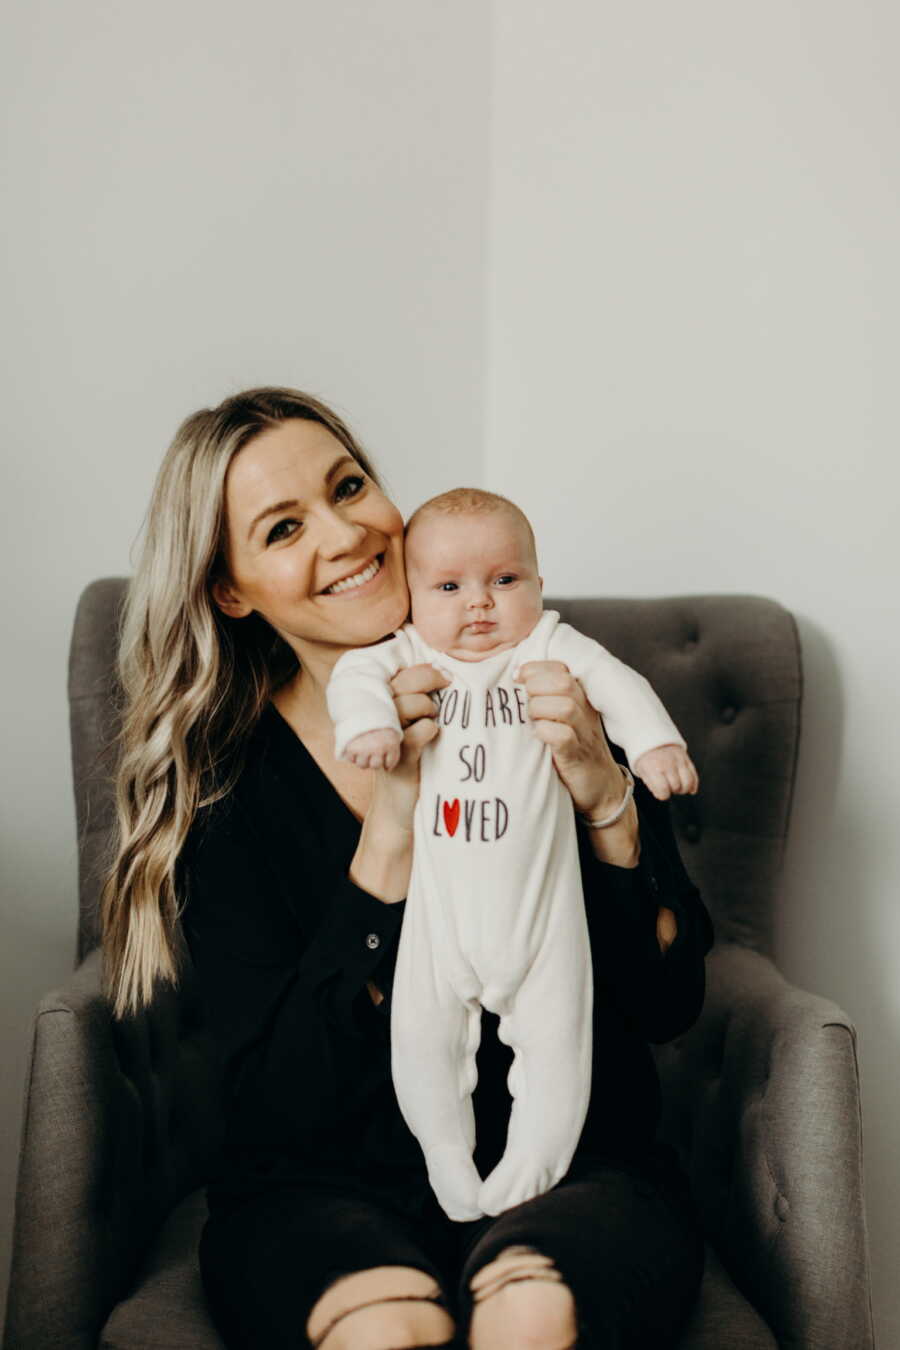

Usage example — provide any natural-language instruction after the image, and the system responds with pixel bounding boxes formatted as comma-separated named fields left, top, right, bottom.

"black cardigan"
left=180, top=701, right=714, bottom=1220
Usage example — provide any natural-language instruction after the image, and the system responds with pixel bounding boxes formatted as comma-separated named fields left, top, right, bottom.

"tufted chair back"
left=549, top=594, right=801, bottom=956
left=71, top=582, right=800, bottom=965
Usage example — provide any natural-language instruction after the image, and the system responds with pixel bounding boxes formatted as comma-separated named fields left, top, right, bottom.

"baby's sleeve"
left=326, top=631, right=415, bottom=761
left=547, top=622, right=686, bottom=770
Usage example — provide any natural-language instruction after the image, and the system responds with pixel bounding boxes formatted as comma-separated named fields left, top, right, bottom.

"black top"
left=180, top=701, right=714, bottom=1221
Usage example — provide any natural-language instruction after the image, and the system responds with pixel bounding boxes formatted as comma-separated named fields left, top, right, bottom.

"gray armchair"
left=3, top=581, right=875, bottom=1349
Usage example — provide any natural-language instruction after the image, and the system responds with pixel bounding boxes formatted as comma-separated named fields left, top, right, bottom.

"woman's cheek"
left=276, top=552, right=315, bottom=597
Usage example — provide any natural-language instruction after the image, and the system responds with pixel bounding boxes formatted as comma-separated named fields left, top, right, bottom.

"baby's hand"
left=633, top=745, right=699, bottom=800
left=344, top=727, right=403, bottom=771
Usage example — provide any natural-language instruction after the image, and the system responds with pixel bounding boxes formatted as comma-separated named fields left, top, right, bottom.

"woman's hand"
left=370, top=663, right=450, bottom=831
left=516, top=660, right=641, bottom=870
left=350, top=664, right=449, bottom=902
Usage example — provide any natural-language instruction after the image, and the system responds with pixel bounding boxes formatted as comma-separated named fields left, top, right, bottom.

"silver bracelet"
left=579, top=766, right=635, bottom=829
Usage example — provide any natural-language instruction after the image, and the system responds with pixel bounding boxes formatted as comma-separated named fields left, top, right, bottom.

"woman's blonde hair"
left=99, top=386, right=383, bottom=1020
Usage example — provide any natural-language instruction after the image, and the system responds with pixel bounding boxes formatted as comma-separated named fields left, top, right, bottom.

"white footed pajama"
left=326, top=609, right=685, bottom=1221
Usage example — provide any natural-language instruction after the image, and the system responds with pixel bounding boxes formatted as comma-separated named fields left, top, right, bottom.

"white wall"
left=487, top=1, right=900, bottom=1344
left=3, top=0, right=899, bottom=1342
left=0, top=0, right=489, bottom=1326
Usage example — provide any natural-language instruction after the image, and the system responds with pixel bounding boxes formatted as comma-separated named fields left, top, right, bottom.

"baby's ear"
left=539, top=575, right=544, bottom=592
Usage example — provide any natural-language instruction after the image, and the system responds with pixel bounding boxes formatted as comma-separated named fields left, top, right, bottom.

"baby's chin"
left=444, top=637, right=519, bottom=662
left=413, top=626, right=530, bottom=662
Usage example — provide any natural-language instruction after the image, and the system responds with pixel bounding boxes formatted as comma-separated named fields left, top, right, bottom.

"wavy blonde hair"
left=99, top=386, right=383, bottom=1020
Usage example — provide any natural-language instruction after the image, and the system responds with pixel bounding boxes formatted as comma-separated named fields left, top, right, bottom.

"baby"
left=326, top=489, right=698, bottom=1221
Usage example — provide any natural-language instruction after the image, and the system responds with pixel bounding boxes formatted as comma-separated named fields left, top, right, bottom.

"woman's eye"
left=335, top=473, right=366, bottom=501
left=263, top=476, right=363, bottom=546
left=266, top=518, right=300, bottom=545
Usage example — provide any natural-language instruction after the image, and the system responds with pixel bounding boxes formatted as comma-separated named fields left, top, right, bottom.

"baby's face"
left=405, top=512, right=543, bottom=661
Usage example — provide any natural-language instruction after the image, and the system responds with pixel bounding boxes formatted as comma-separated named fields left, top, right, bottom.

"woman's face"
left=211, top=419, right=408, bottom=668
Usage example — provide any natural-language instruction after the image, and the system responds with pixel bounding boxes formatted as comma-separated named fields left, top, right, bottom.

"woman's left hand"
left=517, top=660, right=676, bottom=943
left=516, top=660, right=628, bottom=819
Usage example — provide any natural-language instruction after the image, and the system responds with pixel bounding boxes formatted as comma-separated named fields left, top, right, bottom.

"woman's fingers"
left=390, top=662, right=449, bottom=696
left=529, top=717, right=580, bottom=752
left=393, top=691, right=442, bottom=727
left=525, top=693, right=582, bottom=727
left=515, top=660, right=573, bottom=692
left=525, top=682, right=617, bottom=770
left=401, top=713, right=440, bottom=761
left=518, top=666, right=599, bottom=736
left=390, top=663, right=449, bottom=729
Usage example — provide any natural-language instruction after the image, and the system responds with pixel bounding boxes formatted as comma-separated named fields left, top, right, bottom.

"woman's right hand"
left=349, top=664, right=448, bottom=902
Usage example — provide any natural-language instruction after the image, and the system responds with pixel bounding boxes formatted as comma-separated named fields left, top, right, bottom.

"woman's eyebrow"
left=245, top=454, right=356, bottom=540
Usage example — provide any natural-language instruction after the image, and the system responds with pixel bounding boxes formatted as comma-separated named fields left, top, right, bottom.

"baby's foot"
left=425, top=1144, right=485, bottom=1222
left=633, top=744, right=699, bottom=800
left=344, top=727, right=403, bottom=770
left=477, top=1147, right=565, bottom=1217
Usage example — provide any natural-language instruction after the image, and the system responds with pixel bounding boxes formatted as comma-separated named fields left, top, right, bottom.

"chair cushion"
left=679, top=1243, right=777, bottom=1348
left=99, top=1189, right=774, bottom=1349
left=99, top=1189, right=225, bottom=1349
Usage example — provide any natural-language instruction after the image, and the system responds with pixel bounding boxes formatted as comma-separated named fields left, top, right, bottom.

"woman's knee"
left=468, top=1245, right=577, bottom=1350
left=305, top=1263, right=455, bottom=1349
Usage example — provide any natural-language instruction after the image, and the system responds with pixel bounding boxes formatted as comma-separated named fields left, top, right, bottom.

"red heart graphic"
left=443, top=799, right=460, bottom=837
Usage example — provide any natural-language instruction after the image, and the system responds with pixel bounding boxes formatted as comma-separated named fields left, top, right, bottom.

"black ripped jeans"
left=198, top=1147, right=705, bottom=1349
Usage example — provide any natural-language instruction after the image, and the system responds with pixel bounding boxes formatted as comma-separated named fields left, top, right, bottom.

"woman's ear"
left=210, top=576, right=252, bottom=619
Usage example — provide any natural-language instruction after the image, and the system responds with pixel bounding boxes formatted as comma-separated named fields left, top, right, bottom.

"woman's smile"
left=319, top=552, right=386, bottom=597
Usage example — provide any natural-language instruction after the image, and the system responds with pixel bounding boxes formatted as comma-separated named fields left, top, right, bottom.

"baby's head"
left=404, top=488, right=543, bottom=661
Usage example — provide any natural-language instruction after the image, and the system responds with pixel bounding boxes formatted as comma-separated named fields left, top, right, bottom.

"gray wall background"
left=2, top=2, right=897, bottom=1344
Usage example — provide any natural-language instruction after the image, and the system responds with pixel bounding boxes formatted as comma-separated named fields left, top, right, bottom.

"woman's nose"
left=316, top=508, right=367, bottom=557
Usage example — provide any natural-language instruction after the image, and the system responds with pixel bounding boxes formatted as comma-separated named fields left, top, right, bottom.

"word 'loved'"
left=432, top=794, right=509, bottom=842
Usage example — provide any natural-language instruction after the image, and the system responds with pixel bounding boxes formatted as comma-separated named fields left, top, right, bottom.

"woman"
left=100, top=386, right=714, bottom=1349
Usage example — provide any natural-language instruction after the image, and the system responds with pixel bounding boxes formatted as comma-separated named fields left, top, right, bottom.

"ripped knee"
left=468, top=1246, right=577, bottom=1349
left=469, top=1244, right=563, bottom=1302
left=306, top=1264, right=452, bottom=1349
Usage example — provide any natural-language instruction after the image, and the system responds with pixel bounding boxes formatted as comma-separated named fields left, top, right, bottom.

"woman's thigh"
left=456, top=1161, right=705, bottom=1350
left=198, top=1183, right=454, bottom=1350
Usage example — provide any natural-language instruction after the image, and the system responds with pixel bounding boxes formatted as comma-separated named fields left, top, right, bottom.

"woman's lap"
left=199, top=1160, right=705, bottom=1349
left=198, top=1179, right=453, bottom=1350
left=456, top=1160, right=705, bottom=1348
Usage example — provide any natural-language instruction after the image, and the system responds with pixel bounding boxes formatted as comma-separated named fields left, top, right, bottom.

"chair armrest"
left=4, top=947, right=223, bottom=1350
left=655, top=943, right=875, bottom=1350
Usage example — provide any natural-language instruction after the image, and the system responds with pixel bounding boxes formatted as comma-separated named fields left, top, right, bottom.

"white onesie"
left=326, top=609, right=685, bottom=1221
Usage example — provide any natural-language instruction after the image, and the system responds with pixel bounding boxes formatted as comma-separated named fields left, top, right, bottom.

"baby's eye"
left=267, top=518, right=300, bottom=545
left=495, top=574, right=517, bottom=586
left=335, top=473, right=366, bottom=501
left=438, top=581, right=458, bottom=592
